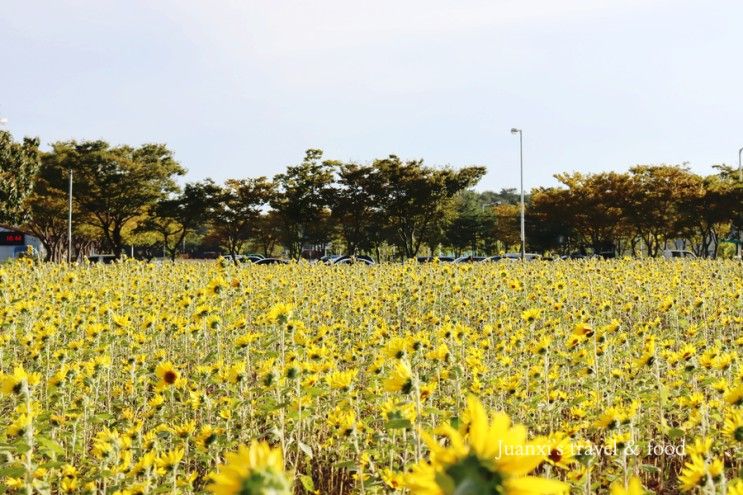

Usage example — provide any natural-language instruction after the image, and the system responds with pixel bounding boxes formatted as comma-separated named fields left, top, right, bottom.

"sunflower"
left=728, top=479, right=743, bottom=495
left=678, top=454, right=723, bottom=492
left=725, top=384, right=743, bottom=407
left=403, top=396, right=566, bottom=495
left=383, top=360, right=413, bottom=394
left=326, top=369, right=357, bottom=391
left=196, top=425, right=222, bottom=451
left=155, top=361, right=179, bottom=387
left=723, top=409, right=743, bottom=442
left=171, top=420, right=196, bottom=439
left=0, top=366, right=39, bottom=395
left=265, top=303, right=293, bottom=324
left=610, top=476, right=644, bottom=495
left=6, top=414, right=32, bottom=438
left=521, top=308, right=542, bottom=323
left=155, top=448, right=184, bottom=475
left=542, top=433, right=576, bottom=470
left=572, top=322, right=594, bottom=338
left=208, top=441, right=291, bottom=495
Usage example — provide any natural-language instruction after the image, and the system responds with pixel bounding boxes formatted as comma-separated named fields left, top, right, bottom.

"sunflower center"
left=444, top=453, right=504, bottom=495
left=163, top=371, right=177, bottom=384
left=238, top=470, right=291, bottom=495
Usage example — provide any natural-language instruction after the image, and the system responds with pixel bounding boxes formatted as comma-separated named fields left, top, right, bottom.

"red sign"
left=0, top=232, right=25, bottom=246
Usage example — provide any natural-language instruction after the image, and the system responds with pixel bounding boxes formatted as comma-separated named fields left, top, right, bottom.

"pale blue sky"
left=2, top=0, right=742, bottom=190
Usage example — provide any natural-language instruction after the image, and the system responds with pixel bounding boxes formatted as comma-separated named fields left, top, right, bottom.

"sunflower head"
left=208, top=441, right=291, bottom=495
left=155, top=362, right=179, bottom=387
left=403, top=396, right=566, bottom=495
left=383, top=360, right=413, bottom=394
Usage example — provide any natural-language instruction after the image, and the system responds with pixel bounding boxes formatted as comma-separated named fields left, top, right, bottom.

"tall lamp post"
left=738, top=147, right=742, bottom=259
left=510, top=128, right=526, bottom=260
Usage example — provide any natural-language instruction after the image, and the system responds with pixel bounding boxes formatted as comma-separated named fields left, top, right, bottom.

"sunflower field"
left=0, top=258, right=741, bottom=495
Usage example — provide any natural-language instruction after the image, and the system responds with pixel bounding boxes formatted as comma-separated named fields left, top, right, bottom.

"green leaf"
left=667, top=428, right=685, bottom=440
left=0, top=465, right=26, bottom=478
left=37, top=437, right=65, bottom=456
left=303, top=386, right=325, bottom=397
left=299, top=474, right=315, bottom=492
left=13, top=441, right=31, bottom=455
left=333, top=460, right=357, bottom=470
left=385, top=419, right=412, bottom=430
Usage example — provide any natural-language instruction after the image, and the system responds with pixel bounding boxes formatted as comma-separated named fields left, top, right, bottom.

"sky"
left=2, top=0, right=742, bottom=191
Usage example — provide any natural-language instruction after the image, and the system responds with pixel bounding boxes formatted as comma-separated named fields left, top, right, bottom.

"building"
left=0, top=226, right=45, bottom=262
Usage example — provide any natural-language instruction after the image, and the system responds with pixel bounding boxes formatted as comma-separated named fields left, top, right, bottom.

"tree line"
left=1, top=130, right=741, bottom=261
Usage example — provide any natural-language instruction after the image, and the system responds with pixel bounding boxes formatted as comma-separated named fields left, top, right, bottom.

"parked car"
left=254, top=258, right=290, bottom=265
left=416, top=256, right=455, bottom=263
left=503, top=252, right=542, bottom=261
left=334, top=257, right=375, bottom=265
left=482, top=255, right=517, bottom=262
left=453, top=255, right=488, bottom=263
left=88, top=254, right=119, bottom=264
left=663, top=249, right=696, bottom=259
left=331, top=255, right=375, bottom=265
left=559, top=253, right=599, bottom=260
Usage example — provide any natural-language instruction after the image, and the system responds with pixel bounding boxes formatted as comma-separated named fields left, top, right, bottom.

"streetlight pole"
left=68, top=169, right=73, bottom=262
left=738, top=147, right=742, bottom=259
left=511, top=128, right=526, bottom=260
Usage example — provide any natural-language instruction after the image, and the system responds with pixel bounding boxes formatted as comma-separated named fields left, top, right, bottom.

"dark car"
left=453, top=255, right=488, bottom=263
left=560, top=253, right=588, bottom=260
left=254, top=258, right=289, bottom=265
left=417, top=256, right=455, bottom=263
left=334, top=257, right=375, bottom=265
left=482, top=255, right=517, bottom=262
left=88, top=254, right=119, bottom=264
left=332, top=255, right=375, bottom=265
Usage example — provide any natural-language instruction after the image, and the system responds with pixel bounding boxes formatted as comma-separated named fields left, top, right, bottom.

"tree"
left=677, top=168, right=742, bottom=257
left=550, top=171, right=630, bottom=254
left=371, top=156, right=485, bottom=258
left=491, top=203, right=522, bottom=251
left=446, top=191, right=490, bottom=256
left=272, top=150, right=335, bottom=258
left=624, top=165, right=703, bottom=257
left=24, top=153, right=74, bottom=261
left=139, top=180, right=220, bottom=260
left=252, top=211, right=283, bottom=258
left=49, top=141, right=185, bottom=257
left=0, top=130, right=40, bottom=226
left=209, top=178, right=274, bottom=260
left=328, top=162, right=378, bottom=255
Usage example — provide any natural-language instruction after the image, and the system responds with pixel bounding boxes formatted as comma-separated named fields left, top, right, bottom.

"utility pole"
left=738, top=147, right=742, bottom=259
left=511, top=128, right=526, bottom=260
